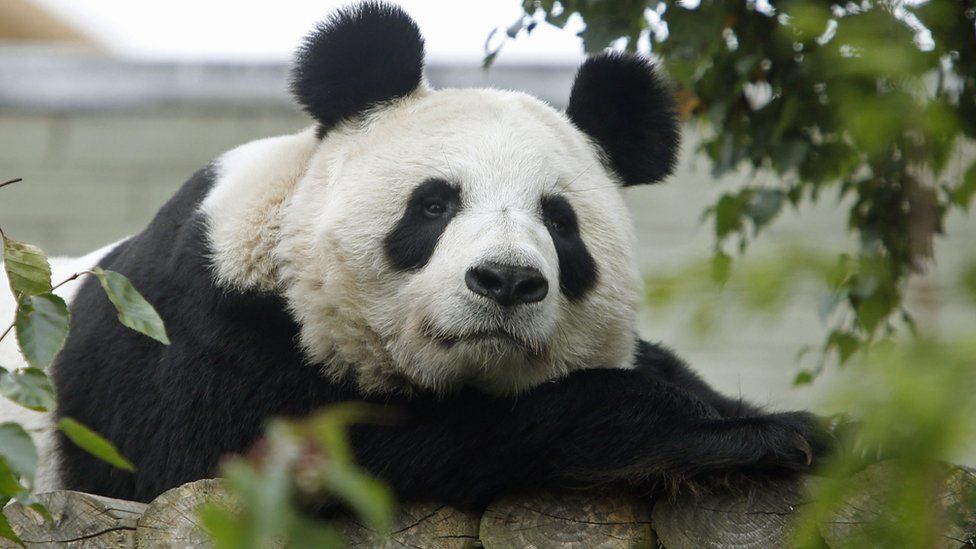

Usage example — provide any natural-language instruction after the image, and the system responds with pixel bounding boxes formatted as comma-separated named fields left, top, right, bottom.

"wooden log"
left=134, top=478, right=237, bottom=548
left=652, top=478, right=808, bottom=549
left=0, top=490, right=147, bottom=548
left=818, top=462, right=976, bottom=549
left=1, top=461, right=971, bottom=547
left=336, top=502, right=480, bottom=548
left=479, top=491, right=654, bottom=548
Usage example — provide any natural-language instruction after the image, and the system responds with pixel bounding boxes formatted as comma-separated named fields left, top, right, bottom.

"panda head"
left=208, top=1, right=679, bottom=396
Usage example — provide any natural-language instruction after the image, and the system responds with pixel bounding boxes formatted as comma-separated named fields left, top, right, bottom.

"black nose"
left=465, top=263, right=549, bottom=306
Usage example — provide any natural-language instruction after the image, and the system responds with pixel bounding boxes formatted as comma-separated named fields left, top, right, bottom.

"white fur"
left=205, top=87, right=644, bottom=396
left=202, top=127, right=321, bottom=292
left=0, top=240, right=123, bottom=492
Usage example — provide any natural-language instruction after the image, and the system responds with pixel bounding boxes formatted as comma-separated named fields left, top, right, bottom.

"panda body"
left=40, top=2, right=827, bottom=507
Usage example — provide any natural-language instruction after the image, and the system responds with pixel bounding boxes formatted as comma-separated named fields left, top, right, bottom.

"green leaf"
left=14, top=293, right=69, bottom=370
left=710, top=251, right=733, bottom=285
left=199, top=503, right=249, bottom=549
left=92, top=268, right=169, bottom=345
left=794, top=370, right=815, bottom=386
left=950, top=161, right=976, bottom=211
left=0, top=367, right=56, bottom=412
left=323, top=465, right=395, bottom=532
left=0, top=423, right=38, bottom=481
left=827, top=330, right=861, bottom=365
left=288, top=517, right=342, bottom=549
left=714, top=193, right=746, bottom=240
left=854, top=286, right=898, bottom=335
left=482, top=50, right=499, bottom=70
left=0, top=512, right=23, bottom=547
left=745, top=189, right=785, bottom=232
left=57, top=417, right=135, bottom=472
left=0, top=460, right=22, bottom=495
left=961, top=260, right=976, bottom=305
left=2, top=237, right=51, bottom=298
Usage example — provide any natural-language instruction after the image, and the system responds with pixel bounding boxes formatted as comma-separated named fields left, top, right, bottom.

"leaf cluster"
left=504, top=0, right=976, bottom=377
left=0, top=195, right=166, bottom=544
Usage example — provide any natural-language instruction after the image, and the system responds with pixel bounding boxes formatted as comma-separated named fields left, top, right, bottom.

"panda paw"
left=761, top=411, right=834, bottom=471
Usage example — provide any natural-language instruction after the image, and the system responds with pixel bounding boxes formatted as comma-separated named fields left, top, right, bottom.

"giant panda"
left=9, top=2, right=828, bottom=507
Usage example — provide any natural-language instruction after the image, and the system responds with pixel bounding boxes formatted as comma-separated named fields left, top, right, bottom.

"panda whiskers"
left=414, top=158, right=453, bottom=183
left=559, top=183, right=628, bottom=194
left=548, top=159, right=600, bottom=196
left=440, top=147, right=460, bottom=184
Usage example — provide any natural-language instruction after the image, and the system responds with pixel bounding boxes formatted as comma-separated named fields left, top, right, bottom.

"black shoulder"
left=51, top=164, right=346, bottom=502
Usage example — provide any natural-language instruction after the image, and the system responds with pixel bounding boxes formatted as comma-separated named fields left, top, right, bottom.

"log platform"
left=2, top=461, right=974, bottom=548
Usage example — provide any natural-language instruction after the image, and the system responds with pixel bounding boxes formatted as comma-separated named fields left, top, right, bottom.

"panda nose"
left=465, top=263, right=549, bottom=306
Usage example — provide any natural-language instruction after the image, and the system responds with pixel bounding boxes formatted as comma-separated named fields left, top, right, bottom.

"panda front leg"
left=352, top=367, right=829, bottom=510
left=632, top=340, right=766, bottom=418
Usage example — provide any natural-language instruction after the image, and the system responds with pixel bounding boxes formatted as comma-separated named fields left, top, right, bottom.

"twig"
left=0, top=321, right=12, bottom=344
left=51, top=271, right=94, bottom=293
left=0, top=178, right=22, bottom=190
left=0, top=272, right=94, bottom=344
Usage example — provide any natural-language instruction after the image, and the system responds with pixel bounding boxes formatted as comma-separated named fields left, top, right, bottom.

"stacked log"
left=2, top=461, right=974, bottom=548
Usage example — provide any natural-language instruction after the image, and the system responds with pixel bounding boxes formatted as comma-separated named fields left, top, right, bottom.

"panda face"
left=205, top=2, right=679, bottom=396
left=275, top=88, right=642, bottom=395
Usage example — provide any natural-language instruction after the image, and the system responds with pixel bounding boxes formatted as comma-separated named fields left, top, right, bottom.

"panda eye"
left=422, top=199, right=447, bottom=219
left=547, top=216, right=573, bottom=236
left=541, top=195, right=579, bottom=238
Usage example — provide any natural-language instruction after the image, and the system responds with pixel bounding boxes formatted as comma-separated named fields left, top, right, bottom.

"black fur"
left=567, top=53, right=681, bottom=186
left=540, top=195, right=598, bottom=300
left=51, top=167, right=828, bottom=506
left=290, top=1, right=424, bottom=136
left=384, top=178, right=460, bottom=271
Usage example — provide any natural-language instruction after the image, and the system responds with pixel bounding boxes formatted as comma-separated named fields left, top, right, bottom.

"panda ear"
left=290, top=1, right=425, bottom=136
left=567, top=53, right=680, bottom=186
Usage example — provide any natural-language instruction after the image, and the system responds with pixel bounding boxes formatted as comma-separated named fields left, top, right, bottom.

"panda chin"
left=431, top=328, right=543, bottom=358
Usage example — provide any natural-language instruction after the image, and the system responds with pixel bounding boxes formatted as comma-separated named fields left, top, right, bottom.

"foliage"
left=0, top=180, right=166, bottom=544
left=499, top=0, right=976, bottom=374
left=493, top=5, right=976, bottom=543
left=793, top=335, right=976, bottom=547
left=200, top=404, right=396, bottom=549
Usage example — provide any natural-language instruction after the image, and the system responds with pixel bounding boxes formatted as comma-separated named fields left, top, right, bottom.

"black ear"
left=290, top=1, right=425, bottom=135
left=566, top=53, right=680, bottom=186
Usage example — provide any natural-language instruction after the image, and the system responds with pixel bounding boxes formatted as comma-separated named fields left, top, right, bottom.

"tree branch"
left=0, top=178, right=23, bottom=190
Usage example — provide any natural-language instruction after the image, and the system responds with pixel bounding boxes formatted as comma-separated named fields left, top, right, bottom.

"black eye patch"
left=541, top=195, right=598, bottom=300
left=384, top=178, right=461, bottom=271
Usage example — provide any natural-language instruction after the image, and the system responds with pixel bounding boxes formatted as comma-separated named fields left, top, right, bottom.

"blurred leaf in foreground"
left=794, top=336, right=976, bottom=546
left=0, top=513, right=21, bottom=547
left=202, top=403, right=395, bottom=549
left=58, top=417, right=135, bottom=473
left=0, top=423, right=37, bottom=483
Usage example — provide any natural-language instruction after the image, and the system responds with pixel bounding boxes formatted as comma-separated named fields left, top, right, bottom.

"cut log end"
left=336, top=502, right=480, bottom=549
left=1, top=490, right=147, bottom=548
left=134, top=478, right=237, bottom=548
left=652, top=477, right=808, bottom=549
left=479, top=490, right=654, bottom=548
